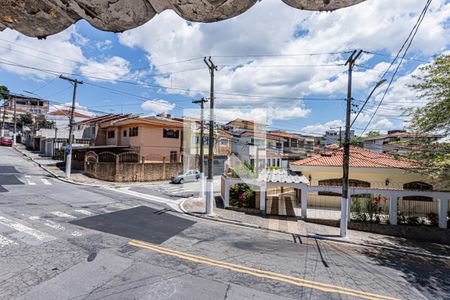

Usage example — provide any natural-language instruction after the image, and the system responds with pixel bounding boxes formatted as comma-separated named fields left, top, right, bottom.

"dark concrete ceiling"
left=0, top=0, right=366, bottom=38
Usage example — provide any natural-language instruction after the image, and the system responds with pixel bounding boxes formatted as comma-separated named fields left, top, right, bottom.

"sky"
left=0, top=0, right=449, bottom=136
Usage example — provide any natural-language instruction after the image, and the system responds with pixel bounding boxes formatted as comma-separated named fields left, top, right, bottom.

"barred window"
left=129, top=126, right=139, bottom=137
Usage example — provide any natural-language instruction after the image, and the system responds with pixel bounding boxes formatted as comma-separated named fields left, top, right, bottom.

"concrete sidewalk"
left=181, top=197, right=450, bottom=259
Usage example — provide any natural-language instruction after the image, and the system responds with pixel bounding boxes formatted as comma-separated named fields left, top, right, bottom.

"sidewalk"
left=181, top=197, right=450, bottom=259
left=14, top=145, right=172, bottom=188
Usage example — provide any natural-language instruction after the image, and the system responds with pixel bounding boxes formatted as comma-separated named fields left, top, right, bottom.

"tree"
left=349, top=136, right=363, bottom=147
left=365, top=131, right=380, bottom=138
left=0, top=86, right=9, bottom=100
left=407, top=54, right=450, bottom=188
left=36, top=118, right=55, bottom=129
left=410, top=54, right=450, bottom=134
left=18, top=112, right=34, bottom=127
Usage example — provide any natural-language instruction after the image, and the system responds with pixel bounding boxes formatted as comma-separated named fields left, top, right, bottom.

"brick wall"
left=85, top=161, right=183, bottom=182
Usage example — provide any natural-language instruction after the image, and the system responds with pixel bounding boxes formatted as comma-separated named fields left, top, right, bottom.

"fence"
left=84, top=151, right=182, bottom=182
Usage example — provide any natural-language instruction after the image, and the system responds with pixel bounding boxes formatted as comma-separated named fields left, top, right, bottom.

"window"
left=129, top=126, right=139, bottom=137
left=170, top=151, right=177, bottom=163
left=203, top=136, right=209, bottom=145
left=403, top=181, right=433, bottom=201
left=163, top=129, right=180, bottom=139
left=291, top=140, right=298, bottom=148
left=318, top=179, right=370, bottom=196
left=220, top=138, right=228, bottom=146
left=107, top=130, right=115, bottom=139
left=193, top=136, right=199, bottom=144
left=283, top=141, right=289, bottom=147
left=123, top=130, right=127, bottom=137
left=276, top=142, right=282, bottom=149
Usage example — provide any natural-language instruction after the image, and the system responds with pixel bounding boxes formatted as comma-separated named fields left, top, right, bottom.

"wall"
left=85, top=161, right=183, bottom=182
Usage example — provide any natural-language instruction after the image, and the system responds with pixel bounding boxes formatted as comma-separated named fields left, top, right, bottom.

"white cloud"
left=0, top=28, right=84, bottom=79
left=141, top=99, right=176, bottom=114
left=118, top=0, right=450, bottom=101
left=79, top=56, right=131, bottom=83
left=301, top=120, right=344, bottom=135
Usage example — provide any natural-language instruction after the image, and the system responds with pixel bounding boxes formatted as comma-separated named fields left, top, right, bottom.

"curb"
left=179, top=198, right=262, bottom=229
left=13, top=147, right=108, bottom=188
left=179, top=198, right=450, bottom=260
left=309, top=234, right=450, bottom=260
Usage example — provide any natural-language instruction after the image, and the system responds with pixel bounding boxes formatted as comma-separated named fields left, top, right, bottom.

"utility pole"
left=59, top=75, right=83, bottom=178
left=13, top=97, right=16, bottom=146
left=193, top=97, right=208, bottom=201
left=331, top=126, right=342, bottom=147
left=341, top=49, right=362, bottom=238
left=192, top=98, right=208, bottom=172
left=1, top=98, right=7, bottom=138
left=204, top=57, right=217, bottom=215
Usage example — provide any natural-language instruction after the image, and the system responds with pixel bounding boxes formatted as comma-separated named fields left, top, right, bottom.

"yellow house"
left=101, top=116, right=183, bottom=163
left=290, top=146, right=442, bottom=215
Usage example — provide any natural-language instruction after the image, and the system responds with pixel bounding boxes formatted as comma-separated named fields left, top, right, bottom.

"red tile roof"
left=48, top=109, right=91, bottom=118
left=292, top=146, right=417, bottom=169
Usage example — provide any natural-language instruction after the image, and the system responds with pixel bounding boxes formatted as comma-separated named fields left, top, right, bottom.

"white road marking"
left=29, top=216, right=65, bottom=231
left=71, top=231, right=82, bottom=237
left=0, top=216, right=55, bottom=241
left=41, top=178, right=52, bottom=185
left=74, top=209, right=93, bottom=216
left=24, top=176, right=36, bottom=185
left=109, top=203, right=134, bottom=210
left=50, top=211, right=76, bottom=219
left=0, top=234, right=17, bottom=247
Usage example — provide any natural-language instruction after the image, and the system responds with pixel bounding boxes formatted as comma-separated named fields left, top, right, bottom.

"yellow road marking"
left=129, top=240, right=399, bottom=300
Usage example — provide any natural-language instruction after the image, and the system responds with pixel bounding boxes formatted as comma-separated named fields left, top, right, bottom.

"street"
left=0, top=146, right=449, bottom=300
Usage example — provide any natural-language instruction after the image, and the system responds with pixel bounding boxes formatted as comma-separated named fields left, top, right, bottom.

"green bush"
left=230, top=184, right=255, bottom=208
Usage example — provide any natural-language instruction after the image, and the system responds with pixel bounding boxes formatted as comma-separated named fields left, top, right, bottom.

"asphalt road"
left=0, top=146, right=449, bottom=299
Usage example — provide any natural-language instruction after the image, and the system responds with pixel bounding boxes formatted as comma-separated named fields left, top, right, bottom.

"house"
left=100, top=115, right=183, bottom=162
left=320, top=129, right=354, bottom=146
left=182, top=117, right=232, bottom=173
left=47, top=109, right=91, bottom=129
left=6, top=94, right=49, bottom=116
left=231, top=130, right=288, bottom=168
left=269, top=131, right=320, bottom=161
left=225, top=118, right=266, bottom=135
left=290, top=146, right=442, bottom=215
left=362, top=130, right=442, bottom=156
left=73, top=113, right=135, bottom=144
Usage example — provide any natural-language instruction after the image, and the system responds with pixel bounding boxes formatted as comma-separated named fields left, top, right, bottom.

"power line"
left=363, top=50, right=430, bottom=64
left=358, top=0, right=432, bottom=136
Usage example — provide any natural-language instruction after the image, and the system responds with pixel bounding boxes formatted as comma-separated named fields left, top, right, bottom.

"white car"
left=170, top=170, right=200, bottom=184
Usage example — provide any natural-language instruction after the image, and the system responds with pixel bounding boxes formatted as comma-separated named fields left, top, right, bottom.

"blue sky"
left=0, top=0, right=449, bottom=136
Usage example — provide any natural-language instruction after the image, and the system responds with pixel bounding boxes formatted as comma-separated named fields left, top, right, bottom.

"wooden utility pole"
left=204, top=57, right=217, bottom=215
left=59, top=75, right=83, bottom=178
left=341, top=49, right=362, bottom=238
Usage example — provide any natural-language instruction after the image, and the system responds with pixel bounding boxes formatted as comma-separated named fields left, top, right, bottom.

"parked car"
left=0, top=137, right=12, bottom=147
left=171, top=170, right=200, bottom=184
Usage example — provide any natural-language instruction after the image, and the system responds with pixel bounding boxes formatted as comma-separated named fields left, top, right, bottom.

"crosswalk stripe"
left=50, top=211, right=76, bottom=219
left=40, top=178, right=52, bottom=185
left=74, top=209, right=93, bottom=216
left=29, top=216, right=65, bottom=231
left=0, top=216, right=55, bottom=241
left=0, top=234, right=17, bottom=247
left=71, top=231, right=82, bottom=237
left=24, top=176, right=36, bottom=185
